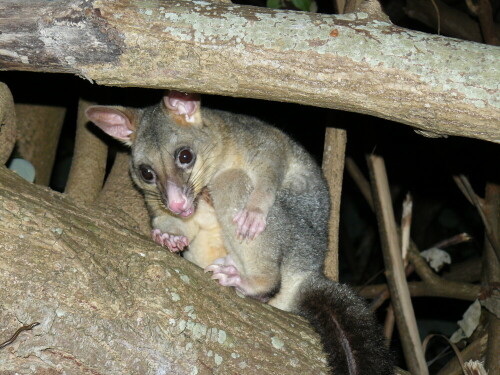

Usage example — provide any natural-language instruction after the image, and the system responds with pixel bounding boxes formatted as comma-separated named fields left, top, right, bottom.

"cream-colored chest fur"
left=181, top=199, right=227, bottom=268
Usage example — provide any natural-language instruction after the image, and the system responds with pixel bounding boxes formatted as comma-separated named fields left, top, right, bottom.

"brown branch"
left=384, top=304, right=395, bottom=343
left=454, top=175, right=500, bottom=263
left=65, top=98, right=108, bottom=203
left=431, top=233, right=472, bottom=250
left=96, top=151, right=151, bottom=236
left=0, top=82, right=16, bottom=164
left=442, top=257, right=481, bottom=283
left=407, top=246, right=480, bottom=301
left=0, top=0, right=499, bottom=143
left=476, top=0, right=500, bottom=46
left=14, top=104, right=66, bottom=186
left=360, top=280, right=480, bottom=302
left=367, top=154, right=429, bottom=375
left=436, top=332, right=488, bottom=375
left=482, top=183, right=500, bottom=374
left=322, top=126, right=347, bottom=281
left=0, top=166, right=330, bottom=374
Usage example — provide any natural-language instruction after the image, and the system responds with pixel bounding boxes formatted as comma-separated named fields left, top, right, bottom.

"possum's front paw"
left=151, top=229, right=189, bottom=252
left=205, top=256, right=243, bottom=290
left=233, top=208, right=267, bottom=240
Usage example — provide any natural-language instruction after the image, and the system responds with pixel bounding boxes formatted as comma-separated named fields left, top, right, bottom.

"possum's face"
left=85, top=91, right=212, bottom=218
left=130, top=104, right=212, bottom=218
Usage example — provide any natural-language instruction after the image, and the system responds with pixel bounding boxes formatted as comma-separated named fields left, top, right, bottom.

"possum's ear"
left=163, top=90, right=202, bottom=127
left=85, top=106, right=138, bottom=146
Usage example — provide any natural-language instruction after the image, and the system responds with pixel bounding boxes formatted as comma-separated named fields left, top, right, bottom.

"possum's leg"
left=151, top=229, right=189, bottom=252
left=206, top=169, right=281, bottom=299
left=232, top=163, right=284, bottom=241
left=151, top=214, right=192, bottom=252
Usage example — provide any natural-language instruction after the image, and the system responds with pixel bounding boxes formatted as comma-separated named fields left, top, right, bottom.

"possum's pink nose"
left=169, top=199, right=187, bottom=213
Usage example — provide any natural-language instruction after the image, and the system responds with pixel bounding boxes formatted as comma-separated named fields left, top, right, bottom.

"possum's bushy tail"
left=297, top=276, right=394, bottom=375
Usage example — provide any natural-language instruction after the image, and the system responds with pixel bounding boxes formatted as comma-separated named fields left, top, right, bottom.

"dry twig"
left=367, top=154, right=429, bottom=375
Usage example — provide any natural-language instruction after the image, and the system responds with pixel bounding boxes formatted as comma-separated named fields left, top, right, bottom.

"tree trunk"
left=0, top=0, right=499, bottom=143
left=0, top=166, right=330, bottom=374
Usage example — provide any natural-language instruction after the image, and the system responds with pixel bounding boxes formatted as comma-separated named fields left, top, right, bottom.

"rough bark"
left=64, top=98, right=108, bottom=203
left=322, top=126, right=346, bottom=281
left=14, top=103, right=66, bottom=186
left=0, top=0, right=499, bottom=143
left=0, top=165, right=330, bottom=374
left=483, top=183, right=500, bottom=374
left=0, top=82, right=15, bottom=164
left=96, top=150, right=151, bottom=237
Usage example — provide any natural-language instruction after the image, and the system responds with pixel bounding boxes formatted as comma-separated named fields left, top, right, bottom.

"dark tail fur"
left=297, top=276, right=393, bottom=375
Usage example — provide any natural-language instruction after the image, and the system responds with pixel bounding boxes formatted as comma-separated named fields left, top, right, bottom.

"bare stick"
left=384, top=304, right=395, bottom=344
left=482, top=182, right=500, bottom=374
left=408, top=246, right=479, bottom=301
left=65, top=98, right=108, bottom=203
left=360, top=279, right=480, bottom=302
left=453, top=175, right=500, bottom=263
left=436, top=332, right=488, bottom=375
left=322, top=127, right=347, bottom=281
left=401, top=193, right=413, bottom=265
left=367, top=154, right=429, bottom=375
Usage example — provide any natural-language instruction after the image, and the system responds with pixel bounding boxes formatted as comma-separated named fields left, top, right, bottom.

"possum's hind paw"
left=205, top=256, right=243, bottom=289
left=151, top=229, right=189, bottom=252
left=233, top=208, right=267, bottom=241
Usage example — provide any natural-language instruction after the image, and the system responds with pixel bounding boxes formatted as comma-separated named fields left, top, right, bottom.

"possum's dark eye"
left=176, top=147, right=195, bottom=167
left=139, top=165, right=155, bottom=183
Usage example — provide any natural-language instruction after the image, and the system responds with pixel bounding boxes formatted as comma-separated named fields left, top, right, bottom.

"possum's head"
left=85, top=91, right=214, bottom=218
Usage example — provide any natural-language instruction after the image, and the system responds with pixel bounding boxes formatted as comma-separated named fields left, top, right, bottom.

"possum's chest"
left=183, top=198, right=227, bottom=268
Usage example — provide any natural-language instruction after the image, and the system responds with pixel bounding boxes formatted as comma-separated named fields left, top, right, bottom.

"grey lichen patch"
left=214, top=353, right=223, bottom=366
left=271, top=336, right=285, bottom=349
left=145, top=2, right=499, bottom=109
left=184, top=305, right=197, bottom=319
left=39, top=17, right=122, bottom=67
left=51, top=227, right=63, bottom=235
left=174, top=268, right=191, bottom=284
left=289, top=357, right=300, bottom=367
left=217, top=329, right=227, bottom=344
left=191, top=322, right=208, bottom=339
left=171, top=292, right=181, bottom=302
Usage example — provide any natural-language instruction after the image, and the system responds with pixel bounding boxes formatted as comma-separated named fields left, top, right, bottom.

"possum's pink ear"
left=163, top=90, right=202, bottom=127
left=85, top=106, right=138, bottom=146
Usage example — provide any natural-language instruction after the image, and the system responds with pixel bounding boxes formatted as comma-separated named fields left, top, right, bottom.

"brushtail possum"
left=86, top=91, right=393, bottom=375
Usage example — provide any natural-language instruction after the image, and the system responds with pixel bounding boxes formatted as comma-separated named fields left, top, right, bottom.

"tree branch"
left=65, top=98, right=108, bottom=203
left=0, top=0, right=499, bottom=143
left=322, top=126, right=347, bottom=281
left=367, top=155, right=429, bottom=375
left=0, top=165, right=331, bottom=374
left=14, top=103, right=66, bottom=186
left=0, top=82, right=15, bottom=164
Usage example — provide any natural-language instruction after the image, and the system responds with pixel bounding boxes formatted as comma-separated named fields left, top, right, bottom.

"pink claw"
left=205, top=256, right=244, bottom=290
left=151, top=229, right=189, bottom=252
left=233, top=208, right=267, bottom=241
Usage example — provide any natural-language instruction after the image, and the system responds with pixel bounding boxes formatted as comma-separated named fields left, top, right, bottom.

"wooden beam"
left=1, top=0, right=499, bottom=143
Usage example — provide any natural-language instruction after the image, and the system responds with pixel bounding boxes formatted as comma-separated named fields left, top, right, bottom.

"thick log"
left=0, top=166, right=330, bottom=374
left=0, top=82, right=15, bottom=164
left=0, top=0, right=498, bottom=143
